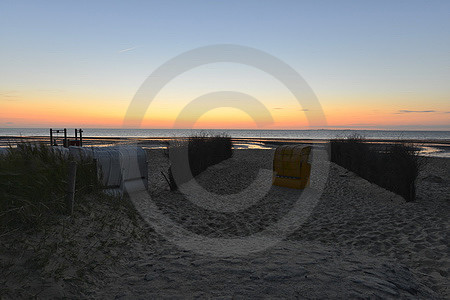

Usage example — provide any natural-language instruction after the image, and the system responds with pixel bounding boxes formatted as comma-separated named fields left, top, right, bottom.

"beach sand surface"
left=0, top=149, right=448, bottom=298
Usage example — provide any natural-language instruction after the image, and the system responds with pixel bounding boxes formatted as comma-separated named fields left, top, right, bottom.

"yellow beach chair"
left=273, top=145, right=311, bottom=189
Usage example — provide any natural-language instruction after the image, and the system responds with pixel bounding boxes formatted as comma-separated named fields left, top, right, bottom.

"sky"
left=1, top=0, right=449, bottom=130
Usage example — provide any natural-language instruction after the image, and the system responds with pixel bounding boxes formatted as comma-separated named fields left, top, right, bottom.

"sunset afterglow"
left=1, top=1, right=449, bottom=130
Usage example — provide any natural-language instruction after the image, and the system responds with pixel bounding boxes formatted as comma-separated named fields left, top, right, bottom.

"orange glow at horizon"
left=2, top=93, right=449, bottom=130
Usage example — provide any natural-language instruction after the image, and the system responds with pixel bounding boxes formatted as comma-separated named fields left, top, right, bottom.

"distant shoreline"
left=1, top=135, right=449, bottom=144
left=1, top=135, right=450, bottom=158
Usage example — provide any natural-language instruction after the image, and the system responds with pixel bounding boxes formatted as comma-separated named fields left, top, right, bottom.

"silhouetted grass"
left=0, top=143, right=100, bottom=231
left=330, top=135, right=421, bottom=201
left=167, top=133, right=233, bottom=190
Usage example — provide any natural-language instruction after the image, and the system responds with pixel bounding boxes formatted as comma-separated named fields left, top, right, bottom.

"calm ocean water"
left=1, top=128, right=450, bottom=141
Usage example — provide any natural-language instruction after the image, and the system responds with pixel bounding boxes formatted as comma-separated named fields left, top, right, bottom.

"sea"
left=1, top=128, right=449, bottom=157
left=1, top=128, right=449, bottom=140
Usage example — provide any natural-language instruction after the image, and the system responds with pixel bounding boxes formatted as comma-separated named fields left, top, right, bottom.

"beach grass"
left=167, top=132, right=233, bottom=190
left=0, top=143, right=100, bottom=231
left=330, top=135, right=422, bottom=201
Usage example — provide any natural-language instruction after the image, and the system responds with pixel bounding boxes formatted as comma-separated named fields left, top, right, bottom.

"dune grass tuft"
left=330, top=135, right=422, bottom=201
left=0, top=143, right=100, bottom=231
left=167, top=132, right=233, bottom=190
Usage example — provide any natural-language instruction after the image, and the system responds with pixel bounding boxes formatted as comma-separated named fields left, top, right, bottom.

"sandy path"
left=130, top=149, right=448, bottom=298
left=109, top=240, right=437, bottom=299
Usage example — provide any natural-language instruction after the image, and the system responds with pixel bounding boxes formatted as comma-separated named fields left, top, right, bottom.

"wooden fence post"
left=63, top=128, right=67, bottom=147
left=66, top=161, right=77, bottom=215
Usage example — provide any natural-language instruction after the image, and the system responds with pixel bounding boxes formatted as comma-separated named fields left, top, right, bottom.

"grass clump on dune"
left=0, top=143, right=100, bottom=231
left=330, top=135, right=421, bottom=202
left=167, top=132, right=233, bottom=190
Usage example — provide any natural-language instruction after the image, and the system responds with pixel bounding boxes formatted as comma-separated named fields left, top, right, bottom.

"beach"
left=0, top=147, right=448, bottom=298
left=3, top=0, right=450, bottom=297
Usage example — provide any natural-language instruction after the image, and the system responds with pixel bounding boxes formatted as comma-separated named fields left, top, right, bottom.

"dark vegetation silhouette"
left=0, top=143, right=100, bottom=231
left=330, top=135, right=422, bottom=201
left=167, top=133, right=233, bottom=190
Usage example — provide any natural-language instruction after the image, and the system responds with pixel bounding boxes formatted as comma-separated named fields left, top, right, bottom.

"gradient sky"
left=1, top=0, right=449, bottom=130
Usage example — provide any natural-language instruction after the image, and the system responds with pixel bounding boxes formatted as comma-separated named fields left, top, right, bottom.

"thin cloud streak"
left=395, top=110, right=436, bottom=114
left=118, top=47, right=137, bottom=53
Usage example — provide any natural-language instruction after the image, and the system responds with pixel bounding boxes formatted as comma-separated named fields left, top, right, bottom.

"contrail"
left=118, top=47, right=137, bottom=53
